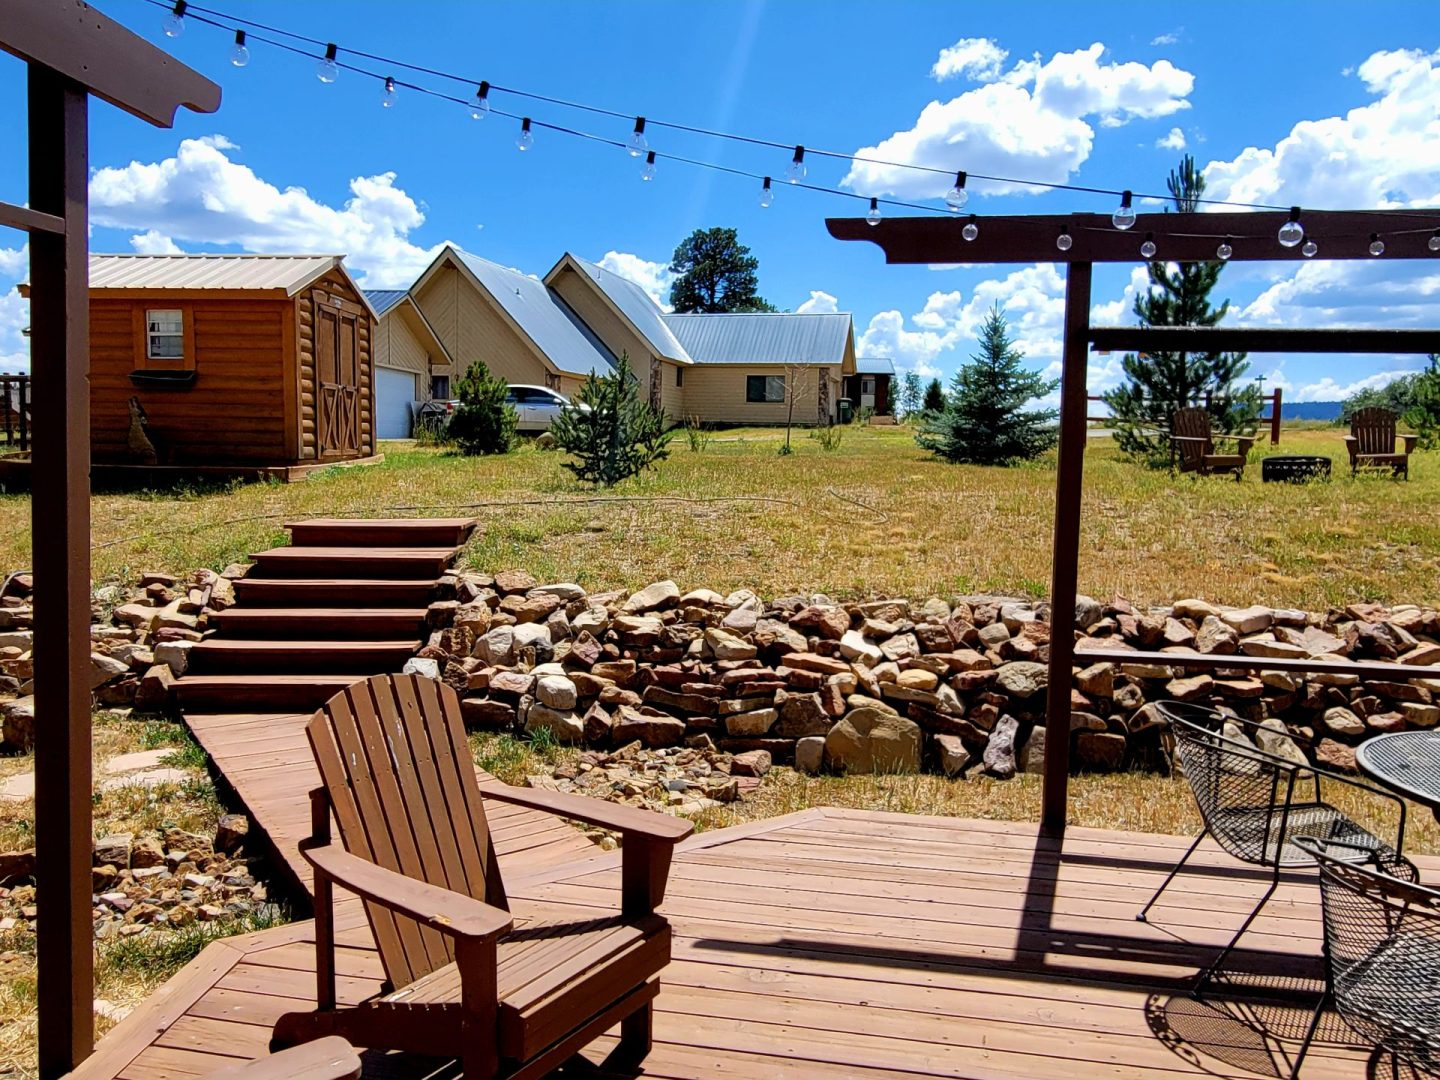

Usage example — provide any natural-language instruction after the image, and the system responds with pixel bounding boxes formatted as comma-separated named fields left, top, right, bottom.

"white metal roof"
left=88, top=253, right=344, bottom=293
left=563, top=255, right=693, bottom=364
left=661, top=312, right=853, bottom=366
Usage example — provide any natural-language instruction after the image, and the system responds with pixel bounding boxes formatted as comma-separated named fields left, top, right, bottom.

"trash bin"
left=838, top=398, right=853, bottom=424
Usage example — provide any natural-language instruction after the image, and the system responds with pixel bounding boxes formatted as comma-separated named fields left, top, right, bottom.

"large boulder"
left=982, top=714, right=1020, bottom=778
left=622, top=580, right=680, bottom=614
left=611, top=705, right=686, bottom=748
left=995, top=662, right=1047, bottom=699
left=524, top=704, right=584, bottom=744
left=824, top=707, right=921, bottom=774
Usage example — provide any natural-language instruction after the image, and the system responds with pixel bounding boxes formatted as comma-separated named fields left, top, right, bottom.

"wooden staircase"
left=175, top=518, right=476, bottom=713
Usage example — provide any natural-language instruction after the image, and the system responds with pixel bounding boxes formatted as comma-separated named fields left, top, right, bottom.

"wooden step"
left=188, top=639, right=421, bottom=673
left=231, top=578, right=439, bottom=607
left=173, top=674, right=364, bottom=713
left=247, top=546, right=458, bottom=580
left=208, top=607, right=429, bottom=639
left=285, top=517, right=477, bottom=548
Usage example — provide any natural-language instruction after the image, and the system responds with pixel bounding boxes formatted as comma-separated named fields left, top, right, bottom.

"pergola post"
left=1040, top=261, right=1092, bottom=836
left=28, top=63, right=94, bottom=1078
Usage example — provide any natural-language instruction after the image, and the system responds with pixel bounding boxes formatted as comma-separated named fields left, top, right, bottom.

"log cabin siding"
left=681, top=364, right=841, bottom=426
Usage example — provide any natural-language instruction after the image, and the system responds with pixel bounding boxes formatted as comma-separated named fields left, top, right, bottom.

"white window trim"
left=145, top=308, right=185, bottom=361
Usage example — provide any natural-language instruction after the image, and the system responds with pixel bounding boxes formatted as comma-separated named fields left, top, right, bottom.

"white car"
left=504, top=384, right=587, bottom=432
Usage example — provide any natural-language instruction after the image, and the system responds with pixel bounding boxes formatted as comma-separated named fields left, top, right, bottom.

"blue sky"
left=1, top=0, right=1437, bottom=403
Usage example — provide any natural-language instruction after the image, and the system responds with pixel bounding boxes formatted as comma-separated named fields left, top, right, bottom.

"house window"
left=676, top=367, right=684, bottom=387
left=145, top=309, right=185, bottom=360
left=431, top=374, right=451, bottom=400
left=862, top=376, right=876, bottom=396
left=746, top=374, right=785, bottom=403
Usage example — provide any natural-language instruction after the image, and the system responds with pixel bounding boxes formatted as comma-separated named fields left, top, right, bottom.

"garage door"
left=375, top=367, right=418, bottom=439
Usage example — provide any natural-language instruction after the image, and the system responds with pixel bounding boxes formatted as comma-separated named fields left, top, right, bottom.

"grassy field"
left=3, top=424, right=1434, bottom=611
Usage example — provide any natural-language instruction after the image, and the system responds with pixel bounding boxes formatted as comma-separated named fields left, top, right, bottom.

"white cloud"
left=129, top=230, right=184, bottom=255
left=1155, top=126, right=1187, bottom=150
left=844, top=43, right=1194, bottom=200
left=1150, top=31, right=1180, bottom=46
left=795, top=290, right=839, bottom=315
left=595, top=251, right=675, bottom=311
left=1202, top=47, right=1440, bottom=210
left=1238, top=259, right=1440, bottom=328
left=1089, top=266, right=1152, bottom=326
left=0, top=245, right=28, bottom=373
left=1288, top=370, right=1422, bottom=402
left=0, top=245, right=26, bottom=278
left=931, top=38, right=1009, bottom=83
left=87, top=135, right=448, bottom=288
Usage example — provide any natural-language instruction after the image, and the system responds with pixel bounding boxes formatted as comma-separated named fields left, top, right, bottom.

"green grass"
left=0, top=425, right=1436, bottom=610
left=97, top=904, right=289, bottom=979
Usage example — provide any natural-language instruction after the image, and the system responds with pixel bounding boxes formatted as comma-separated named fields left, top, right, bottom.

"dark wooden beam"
left=0, top=0, right=221, bottom=126
left=827, top=209, right=1440, bottom=265
left=1041, top=261, right=1092, bottom=838
left=1073, top=646, right=1440, bottom=681
left=1090, top=326, right=1440, bottom=355
left=30, top=66, right=92, bottom=1080
left=0, top=200, right=64, bottom=236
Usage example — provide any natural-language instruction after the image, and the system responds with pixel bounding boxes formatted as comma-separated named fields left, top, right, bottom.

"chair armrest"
left=478, top=781, right=694, bottom=843
left=1343, top=435, right=1358, bottom=446
left=1169, top=435, right=1210, bottom=444
left=302, top=841, right=513, bottom=941
left=208, top=1036, right=361, bottom=1080
left=1401, top=434, right=1419, bottom=453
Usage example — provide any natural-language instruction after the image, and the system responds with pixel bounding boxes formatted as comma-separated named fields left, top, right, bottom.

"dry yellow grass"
left=0, top=425, right=1433, bottom=611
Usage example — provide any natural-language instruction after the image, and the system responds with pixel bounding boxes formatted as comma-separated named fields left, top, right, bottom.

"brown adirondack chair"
left=1169, top=406, right=1255, bottom=481
left=1345, top=406, right=1417, bottom=478
left=271, top=674, right=693, bottom=1078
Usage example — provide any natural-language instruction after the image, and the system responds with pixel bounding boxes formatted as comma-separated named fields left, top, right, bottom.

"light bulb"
left=1112, top=190, right=1136, bottom=231
left=162, top=2, right=185, bottom=37
left=758, top=177, right=774, bottom=208
left=1217, top=240, right=1233, bottom=261
left=1369, top=233, right=1385, bottom=256
left=866, top=198, right=882, bottom=227
left=381, top=77, right=397, bottom=108
left=944, top=170, right=968, bottom=212
left=628, top=118, right=648, bottom=158
left=229, top=30, right=250, bottom=67
left=786, top=145, right=806, bottom=184
left=516, top=117, right=534, bottom=151
left=316, top=44, right=339, bottom=83
left=1056, top=227, right=1073, bottom=252
left=1140, top=232, right=1156, bottom=259
left=962, top=216, right=979, bottom=242
left=1429, top=230, right=1440, bottom=253
left=470, top=82, right=490, bottom=120
left=1302, top=239, right=1318, bottom=258
left=641, top=151, right=656, bottom=181
left=1278, top=206, right=1304, bottom=248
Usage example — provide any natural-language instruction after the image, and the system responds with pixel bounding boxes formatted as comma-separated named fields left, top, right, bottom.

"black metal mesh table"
left=1356, top=730, right=1440, bottom=822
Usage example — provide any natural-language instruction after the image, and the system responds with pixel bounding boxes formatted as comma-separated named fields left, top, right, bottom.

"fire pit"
left=1261, top=455, right=1332, bottom=482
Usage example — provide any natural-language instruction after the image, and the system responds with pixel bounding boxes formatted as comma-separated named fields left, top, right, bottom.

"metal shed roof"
left=88, top=253, right=343, bottom=293
left=364, top=289, right=409, bottom=317
left=565, top=255, right=692, bottom=364
left=855, top=356, right=896, bottom=375
left=452, top=249, right=617, bottom=378
left=661, top=312, right=852, bottom=366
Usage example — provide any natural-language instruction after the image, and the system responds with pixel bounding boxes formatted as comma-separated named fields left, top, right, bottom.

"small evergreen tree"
left=922, top=378, right=946, bottom=413
left=897, top=371, right=923, bottom=418
left=916, top=305, right=1059, bottom=466
left=447, top=361, right=517, bottom=455
left=550, top=356, right=673, bottom=485
left=1403, top=354, right=1440, bottom=449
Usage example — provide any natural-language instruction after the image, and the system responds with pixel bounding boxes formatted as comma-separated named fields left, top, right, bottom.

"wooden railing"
left=0, top=373, right=29, bottom=453
left=1087, top=387, right=1283, bottom=444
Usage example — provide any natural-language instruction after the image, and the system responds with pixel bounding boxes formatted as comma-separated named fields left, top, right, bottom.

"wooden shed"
left=21, top=253, right=379, bottom=473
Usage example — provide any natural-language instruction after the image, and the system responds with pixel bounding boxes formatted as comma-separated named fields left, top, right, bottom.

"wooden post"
left=29, top=64, right=93, bottom=1078
left=1271, top=387, right=1282, bottom=445
left=1040, top=262, right=1092, bottom=837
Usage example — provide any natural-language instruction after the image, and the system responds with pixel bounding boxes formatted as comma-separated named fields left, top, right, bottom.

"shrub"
left=815, top=424, right=844, bottom=452
left=1403, top=355, right=1440, bottom=449
left=550, top=357, right=673, bottom=485
left=447, top=362, right=517, bottom=456
left=683, top=416, right=711, bottom=453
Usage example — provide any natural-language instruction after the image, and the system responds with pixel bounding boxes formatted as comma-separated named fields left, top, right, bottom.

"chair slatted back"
left=307, top=674, right=508, bottom=990
left=1350, top=407, right=1399, bottom=456
left=1171, top=407, right=1212, bottom=471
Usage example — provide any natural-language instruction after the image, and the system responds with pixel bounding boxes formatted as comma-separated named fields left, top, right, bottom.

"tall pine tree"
left=916, top=305, right=1059, bottom=466
left=922, top=378, right=946, bottom=412
left=1103, top=155, right=1260, bottom=461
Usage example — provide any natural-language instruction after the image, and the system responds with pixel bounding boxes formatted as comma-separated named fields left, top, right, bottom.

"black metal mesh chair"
left=1290, top=836, right=1436, bottom=1078
left=1139, top=701, right=1408, bottom=993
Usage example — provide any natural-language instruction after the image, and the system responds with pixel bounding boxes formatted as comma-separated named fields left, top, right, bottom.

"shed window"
left=145, top=309, right=185, bottom=360
left=746, top=375, right=785, bottom=403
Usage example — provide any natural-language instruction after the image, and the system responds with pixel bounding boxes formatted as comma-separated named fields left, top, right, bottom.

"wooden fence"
left=0, top=373, right=30, bottom=453
left=1087, top=387, right=1282, bottom=444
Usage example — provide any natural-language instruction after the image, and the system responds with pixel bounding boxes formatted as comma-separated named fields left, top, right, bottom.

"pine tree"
left=897, top=371, right=923, bottom=418
left=922, top=378, right=946, bottom=413
left=1103, top=155, right=1261, bottom=461
left=447, top=361, right=517, bottom=455
left=668, top=227, right=775, bottom=313
left=550, top=356, right=673, bottom=485
left=916, top=305, right=1059, bottom=465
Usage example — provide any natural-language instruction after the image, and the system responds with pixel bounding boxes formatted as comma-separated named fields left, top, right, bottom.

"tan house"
left=365, top=289, right=454, bottom=438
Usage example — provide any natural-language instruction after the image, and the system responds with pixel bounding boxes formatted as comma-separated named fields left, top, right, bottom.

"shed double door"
left=314, top=292, right=362, bottom=458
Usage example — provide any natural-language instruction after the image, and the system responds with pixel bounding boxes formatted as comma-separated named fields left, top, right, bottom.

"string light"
left=866, top=198, right=882, bottom=227
left=1302, top=239, right=1318, bottom=258
left=229, top=29, right=249, bottom=67
left=1429, top=230, right=1440, bottom=253
left=516, top=117, right=534, bottom=151
left=627, top=118, right=649, bottom=157
left=381, top=76, right=397, bottom=108
left=162, top=0, right=186, bottom=37
left=1140, top=232, right=1156, bottom=259
left=316, top=43, right=339, bottom=83
left=1217, top=239, right=1233, bottom=261
left=1278, top=206, right=1304, bottom=248
left=944, top=171, right=968, bottom=211
left=1111, top=190, right=1136, bottom=231
left=641, top=151, right=657, bottom=182
left=470, top=81, right=490, bottom=120
left=786, top=146, right=806, bottom=184
left=962, top=215, right=979, bottom=242
left=1369, top=233, right=1385, bottom=256
left=758, top=176, right=774, bottom=208
left=1056, top=223, right=1073, bottom=251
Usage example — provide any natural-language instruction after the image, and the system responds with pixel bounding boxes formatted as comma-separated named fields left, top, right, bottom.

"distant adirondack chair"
left=1169, top=406, right=1255, bottom=481
left=271, top=674, right=693, bottom=1078
left=1345, top=406, right=1417, bottom=478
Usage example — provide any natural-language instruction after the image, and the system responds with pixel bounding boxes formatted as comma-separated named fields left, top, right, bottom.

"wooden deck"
left=70, top=807, right=1437, bottom=1080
